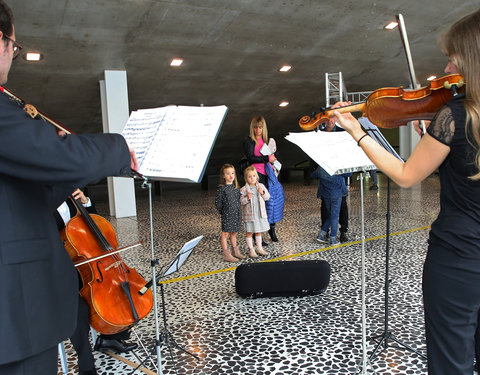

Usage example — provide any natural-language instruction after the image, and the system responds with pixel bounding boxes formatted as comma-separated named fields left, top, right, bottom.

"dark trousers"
left=72, top=295, right=130, bottom=371
left=71, top=296, right=95, bottom=371
left=321, top=195, right=348, bottom=233
left=320, top=197, right=342, bottom=238
left=0, top=346, right=57, bottom=375
left=423, top=244, right=480, bottom=374
left=258, top=172, right=275, bottom=229
left=258, top=172, right=268, bottom=188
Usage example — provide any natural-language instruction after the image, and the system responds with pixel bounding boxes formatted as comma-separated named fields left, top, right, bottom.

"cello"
left=61, top=196, right=153, bottom=334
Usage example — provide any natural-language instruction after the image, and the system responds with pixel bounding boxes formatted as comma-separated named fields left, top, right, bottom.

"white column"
left=99, top=70, right=137, bottom=218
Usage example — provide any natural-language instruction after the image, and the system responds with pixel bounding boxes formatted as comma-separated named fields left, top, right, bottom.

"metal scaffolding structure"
left=325, top=72, right=372, bottom=106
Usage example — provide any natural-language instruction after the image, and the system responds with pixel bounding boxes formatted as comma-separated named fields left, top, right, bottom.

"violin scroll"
left=299, top=102, right=366, bottom=131
left=299, top=114, right=326, bottom=131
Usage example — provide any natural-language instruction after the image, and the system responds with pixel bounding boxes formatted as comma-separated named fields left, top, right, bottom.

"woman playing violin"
left=333, top=8, right=480, bottom=375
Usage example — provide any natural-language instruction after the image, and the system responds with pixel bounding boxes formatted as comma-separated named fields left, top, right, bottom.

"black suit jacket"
left=0, top=92, right=131, bottom=364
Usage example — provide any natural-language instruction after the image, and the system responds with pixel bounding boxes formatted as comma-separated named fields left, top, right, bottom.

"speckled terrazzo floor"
left=57, top=172, right=462, bottom=375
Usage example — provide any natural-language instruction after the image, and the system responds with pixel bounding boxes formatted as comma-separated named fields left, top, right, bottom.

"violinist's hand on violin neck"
left=331, top=101, right=351, bottom=109
left=331, top=109, right=362, bottom=137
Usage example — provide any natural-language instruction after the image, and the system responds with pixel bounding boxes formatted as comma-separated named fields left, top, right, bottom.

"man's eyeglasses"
left=3, top=35, right=23, bottom=60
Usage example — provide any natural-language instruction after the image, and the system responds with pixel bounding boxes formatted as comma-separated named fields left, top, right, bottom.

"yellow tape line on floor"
left=161, top=224, right=431, bottom=285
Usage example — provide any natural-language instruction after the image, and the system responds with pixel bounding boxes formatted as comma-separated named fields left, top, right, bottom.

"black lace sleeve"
left=426, top=105, right=455, bottom=146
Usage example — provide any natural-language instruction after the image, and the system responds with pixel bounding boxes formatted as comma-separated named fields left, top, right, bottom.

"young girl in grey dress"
left=215, top=164, right=245, bottom=262
left=240, top=166, right=271, bottom=258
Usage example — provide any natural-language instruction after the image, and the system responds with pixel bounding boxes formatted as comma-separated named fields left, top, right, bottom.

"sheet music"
left=121, top=107, right=170, bottom=167
left=285, top=131, right=376, bottom=176
left=122, top=105, right=227, bottom=183
left=260, top=143, right=272, bottom=156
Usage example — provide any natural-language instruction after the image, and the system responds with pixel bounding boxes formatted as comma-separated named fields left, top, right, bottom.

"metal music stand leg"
left=357, top=172, right=376, bottom=374
left=142, top=178, right=163, bottom=375
left=159, top=283, right=199, bottom=364
left=368, top=177, right=426, bottom=362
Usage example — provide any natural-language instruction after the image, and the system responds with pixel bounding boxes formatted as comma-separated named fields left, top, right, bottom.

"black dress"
left=423, top=94, right=480, bottom=374
left=215, top=184, right=242, bottom=232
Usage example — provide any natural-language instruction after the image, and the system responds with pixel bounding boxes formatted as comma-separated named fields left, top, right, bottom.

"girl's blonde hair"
left=439, top=8, right=480, bottom=179
left=219, top=164, right=239, bottom=188
left=244, top=165, right=259, bottom=183
left=249, top=115, right=268, bottom=145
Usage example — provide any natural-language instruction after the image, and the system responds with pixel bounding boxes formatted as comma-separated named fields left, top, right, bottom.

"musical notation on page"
left=285, top=131, right=376, bottom=175
left=122, top=105, right=228, bottom=183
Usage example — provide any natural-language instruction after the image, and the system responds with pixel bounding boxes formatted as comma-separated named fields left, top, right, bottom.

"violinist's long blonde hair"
left=249, top=115, right=268, bottom=145
left=440, top=8, right=480, bottom=179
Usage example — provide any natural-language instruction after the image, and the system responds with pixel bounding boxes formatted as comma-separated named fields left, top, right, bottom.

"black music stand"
left=358, top=118, right=426, bottom=362
left=136, top=206, right=202, bottom=374
left=157, top=236, right=202, bottom=372
left=132, top=173, right=202, bottom=375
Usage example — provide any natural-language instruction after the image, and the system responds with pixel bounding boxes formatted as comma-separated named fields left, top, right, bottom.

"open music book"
left=122, top=105, right=228, bottom=183
left=285, top=130, right=377, bottom=176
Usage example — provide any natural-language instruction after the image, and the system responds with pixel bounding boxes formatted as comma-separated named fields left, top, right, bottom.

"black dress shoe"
left=94, top=336, right=137, bottom=353
left=340, top=232, right=349, bottom=243
left=268, top=227, right=278, bottom=242
left=261, top=240, right=269, bottom=247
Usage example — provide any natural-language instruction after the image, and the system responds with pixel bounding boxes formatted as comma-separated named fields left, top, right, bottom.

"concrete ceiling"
left=6, top=1, right=480, bottom=177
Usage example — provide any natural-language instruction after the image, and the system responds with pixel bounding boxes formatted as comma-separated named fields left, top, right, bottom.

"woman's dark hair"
left=0, top=1, right=13, bottom=39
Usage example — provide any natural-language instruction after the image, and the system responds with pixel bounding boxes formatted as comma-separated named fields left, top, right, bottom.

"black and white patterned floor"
left=57, top=172, right=459, bottom=374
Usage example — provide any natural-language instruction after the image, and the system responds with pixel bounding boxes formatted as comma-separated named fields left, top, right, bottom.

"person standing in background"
left=243, top=115, right=284, bottom=242
left=215, top=164, right=245, bottom=262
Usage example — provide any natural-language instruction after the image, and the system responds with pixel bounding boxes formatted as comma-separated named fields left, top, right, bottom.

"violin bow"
left=396, top=13, right=427, bottom=134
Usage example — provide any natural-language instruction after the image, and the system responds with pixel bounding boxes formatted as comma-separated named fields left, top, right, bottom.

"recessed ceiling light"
left=280, top=65, right=291, bottom=72
left=24, top=52, right=43, bottom=61
left=385, top=21, right=398, bottom=30
left=426, top=75, right=437, bottom=81
left=279, top=101, right=289, bottom=107
left=170, top=58, right=183, bottom=67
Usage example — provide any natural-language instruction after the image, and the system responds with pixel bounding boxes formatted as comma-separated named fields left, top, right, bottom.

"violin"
left=298, top=74, right=465, bottom=131
left=61, top=197, right=153, bottom=334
